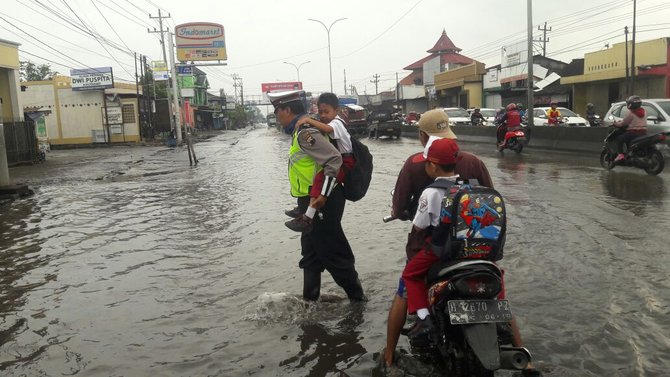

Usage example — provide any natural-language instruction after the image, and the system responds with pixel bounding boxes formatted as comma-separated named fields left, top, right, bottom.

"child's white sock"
left=417, top=308, right=430, bottom=320
left=305, top=206, right=317, bottom=219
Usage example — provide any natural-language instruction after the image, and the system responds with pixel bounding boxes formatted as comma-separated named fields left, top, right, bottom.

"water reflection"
left=280, top=302, right=366, bottom=376
left=601, top=171, right=665, bottom=202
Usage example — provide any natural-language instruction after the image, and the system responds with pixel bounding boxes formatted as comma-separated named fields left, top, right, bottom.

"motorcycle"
left=402, top=259, right=532, bottom=376
left=587, top=114, right=601, bottom=127
left=600, top=126, right=669, bottom=175
left=498, top=127, right=527, bottom=154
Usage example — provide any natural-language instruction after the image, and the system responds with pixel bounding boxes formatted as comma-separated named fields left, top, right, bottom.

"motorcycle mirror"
left=608, top=115, right=615, bottom=121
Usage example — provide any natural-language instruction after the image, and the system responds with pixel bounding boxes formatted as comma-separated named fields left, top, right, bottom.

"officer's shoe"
left=407, top=315, right=435, bottom=348
left=284, top=206, right=302, bottom=218
left=285, top=215, right=313, bottom=233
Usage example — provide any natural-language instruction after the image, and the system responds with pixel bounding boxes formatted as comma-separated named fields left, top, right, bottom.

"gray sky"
left=3, top=0, right=669, bottom=101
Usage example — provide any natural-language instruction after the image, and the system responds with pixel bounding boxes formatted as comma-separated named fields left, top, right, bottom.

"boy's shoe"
left=407, top=316, right=435, bottom=348
left=614, top=153, right=625, bottom=162
left=285, top=215, right=313, bottom=233
left=284, top=206, right=302, bottom=218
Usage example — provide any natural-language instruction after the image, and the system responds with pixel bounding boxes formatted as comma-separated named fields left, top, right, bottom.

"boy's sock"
left=304, top=206, right=317, bottom=220
left=417, top=308, right=430, bottom=320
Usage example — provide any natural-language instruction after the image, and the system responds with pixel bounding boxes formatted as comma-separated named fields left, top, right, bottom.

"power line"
left=90, top=0, right=133, bottom=54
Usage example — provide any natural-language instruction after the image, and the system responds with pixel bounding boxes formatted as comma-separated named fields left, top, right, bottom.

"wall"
left=0, top=69, right=13, bottom=119
left=464, top=82, right=482, bottom=108
left=57, top=88, right=104, bottom=143
left=20, top=84, right=58, bottom=138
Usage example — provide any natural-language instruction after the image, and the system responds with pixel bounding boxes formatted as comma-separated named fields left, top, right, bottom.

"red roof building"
left=400, top=30, right=475, bottom=85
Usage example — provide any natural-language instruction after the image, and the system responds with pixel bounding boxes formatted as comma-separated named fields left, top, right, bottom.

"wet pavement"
left=1, top=126, right=669, bottom=376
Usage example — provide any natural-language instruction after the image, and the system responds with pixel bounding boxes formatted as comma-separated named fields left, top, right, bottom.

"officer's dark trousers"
left=298, top=185, right=365, bottom=301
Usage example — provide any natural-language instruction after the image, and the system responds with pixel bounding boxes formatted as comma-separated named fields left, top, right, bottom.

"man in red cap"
left=399, top=137, right=462, bottom=341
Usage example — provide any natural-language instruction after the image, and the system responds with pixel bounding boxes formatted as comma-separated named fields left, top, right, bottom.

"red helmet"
left=506, top=103, right=517, bottom=111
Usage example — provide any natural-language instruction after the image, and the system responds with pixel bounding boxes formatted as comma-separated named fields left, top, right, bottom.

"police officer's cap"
left=267, top=90, right=305, bottom=108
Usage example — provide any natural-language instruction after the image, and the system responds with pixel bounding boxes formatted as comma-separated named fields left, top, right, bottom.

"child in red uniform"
left=401, top=138, right=462, bottom=340
left=285, top=92, right=355, bottom=232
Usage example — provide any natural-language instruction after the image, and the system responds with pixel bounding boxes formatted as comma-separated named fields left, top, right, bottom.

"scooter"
left=600, top=126, right=669, bottom=175
left=498, top=127, right=527, bottom=154
left=404, top=259, right=533, bottom=376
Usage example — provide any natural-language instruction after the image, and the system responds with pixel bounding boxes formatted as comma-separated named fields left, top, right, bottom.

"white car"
left=533, top=107, right=590, bottom=127
left=443, top=107, right=472, bottom=126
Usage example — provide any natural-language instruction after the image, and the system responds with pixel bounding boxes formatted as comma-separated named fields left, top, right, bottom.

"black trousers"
left=298, top=185, right=365, bottom=301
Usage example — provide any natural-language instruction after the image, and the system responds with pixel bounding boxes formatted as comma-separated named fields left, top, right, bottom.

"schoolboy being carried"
left=284, top=92, right=355, bottom=233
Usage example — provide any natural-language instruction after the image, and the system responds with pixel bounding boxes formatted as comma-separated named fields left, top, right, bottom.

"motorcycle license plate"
left=447, top=299, right=513, bottom=324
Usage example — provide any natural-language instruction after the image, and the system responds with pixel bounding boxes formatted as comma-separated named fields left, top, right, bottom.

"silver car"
left=603, top=99, right=670, bottom=135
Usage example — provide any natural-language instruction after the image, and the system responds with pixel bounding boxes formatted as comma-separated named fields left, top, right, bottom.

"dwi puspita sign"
left=175, top=22, right=227, bottom=62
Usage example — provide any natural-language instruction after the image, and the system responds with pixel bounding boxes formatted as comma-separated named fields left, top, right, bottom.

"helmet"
left=626, top=95, right=642, bottom=109
left=516, top=103, right=524, bottom=110
left=474, top=108, right=480, bottom=112
left=586, top=103, right=594, bottom=109
left=506, top=103, right=517, bottom=111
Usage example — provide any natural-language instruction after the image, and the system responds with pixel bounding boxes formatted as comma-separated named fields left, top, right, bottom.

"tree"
left=20, top=61, right=57, bottom=81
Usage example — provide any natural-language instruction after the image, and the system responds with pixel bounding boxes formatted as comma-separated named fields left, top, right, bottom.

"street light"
left=283, top=61, right=311, bottom=83
left=308, top=17, right=347, bottom=92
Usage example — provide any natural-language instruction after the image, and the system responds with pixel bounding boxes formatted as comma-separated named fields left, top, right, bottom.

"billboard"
left=70, top=67, right=114, bottom=91
left=175, top=22, right=227, bottom=62
left=152, top=61, right=169, bottom=81
left=261, top=82, right=303, bottom=93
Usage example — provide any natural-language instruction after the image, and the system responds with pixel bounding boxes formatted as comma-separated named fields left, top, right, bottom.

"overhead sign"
left=70, top=67, right=114, bottom=91
left=175, top=22, right=227, bottom=62
left=152, top=61, right=169, bottom=81
left=261, top=82, right=303, bottom=93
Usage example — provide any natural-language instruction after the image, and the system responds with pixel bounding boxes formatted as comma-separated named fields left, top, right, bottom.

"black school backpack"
left=428, top=179, right=506, bottom=262
left=342, top=131, right=373, bottom=202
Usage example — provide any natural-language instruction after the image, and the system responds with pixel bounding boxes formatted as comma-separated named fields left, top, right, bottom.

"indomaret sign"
left=175, top=22, right=227, bottom=62
left=70, top=67, right=114, bottom=91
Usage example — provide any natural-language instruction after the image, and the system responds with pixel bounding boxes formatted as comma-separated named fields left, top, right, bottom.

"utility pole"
left=535, top=22, right=552, bottom=57
left=526, top=0, right=535, bottom=128
left=349, top=85, right=356, bottom=95
left=232, top=74, right=240, bottom=104
left=370, top=73, right=380, bottom=95
left=167, top=30, right=182, bottom=144
left=148, top=10, right=175, bottom=134
left=631, top=0, right=637, bottom=94
left=239, top=77, right=244, bottom=107
left=344, top=69, right=347, bottom=95
left=625, top=26, right=630, bottom=95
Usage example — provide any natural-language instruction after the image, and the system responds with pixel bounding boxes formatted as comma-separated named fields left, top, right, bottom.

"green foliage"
left=20, top=61, right=57, bottom=81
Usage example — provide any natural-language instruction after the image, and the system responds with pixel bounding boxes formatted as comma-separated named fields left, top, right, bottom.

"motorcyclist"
left=470, top=108, right=485, bottom=126
left=497, top=103, right=522, bottom=148
left=547, top=101, right=561, bottom=125
left=517, top=103, right=526, bottom=120
left=586, top=103, right=597, bottom=126
left=613, top=95, right=647, bottom=162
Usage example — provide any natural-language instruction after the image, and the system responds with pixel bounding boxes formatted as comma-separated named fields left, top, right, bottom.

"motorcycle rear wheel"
left=514, top=143, right=523, bottom=154
left=644, top=150, right=665, bottom=175
left=600, top=149, right=615, bottom=170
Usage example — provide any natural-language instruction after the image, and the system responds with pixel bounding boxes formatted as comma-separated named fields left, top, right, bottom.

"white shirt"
left=423, top=135, right=442, bottom=159
left=412, top=175, right=460, bottom=230
left=329, top=116, right=353, bottom=154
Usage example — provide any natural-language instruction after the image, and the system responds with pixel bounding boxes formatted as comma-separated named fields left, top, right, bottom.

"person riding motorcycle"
left=517, top=103, right=526, bottom=120
left=586, top=103, right=597, bottom=126
left=613, top=95, right=647, bottom=162
left=547, top=101, right=561, bottom=125
left=470, top=108, right=486, bottom=126
left=497, top=103, right=522, bottom=147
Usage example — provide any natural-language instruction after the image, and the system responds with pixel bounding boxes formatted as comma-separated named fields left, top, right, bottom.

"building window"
left=122, top=104, right=135, bottom=123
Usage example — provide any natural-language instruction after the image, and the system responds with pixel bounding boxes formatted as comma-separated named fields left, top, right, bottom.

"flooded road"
left=1, top=127, right=669, bottom=376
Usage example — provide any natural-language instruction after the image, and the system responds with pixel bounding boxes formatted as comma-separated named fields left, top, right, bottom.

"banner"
left=261, top=82, right=303, bottom=93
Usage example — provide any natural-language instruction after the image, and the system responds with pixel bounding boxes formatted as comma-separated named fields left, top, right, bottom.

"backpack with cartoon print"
left=427, top=179, right=506, bottom=262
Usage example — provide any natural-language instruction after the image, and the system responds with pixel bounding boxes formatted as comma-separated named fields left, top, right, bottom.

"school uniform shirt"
left=296, top=125, right=342, bottom=181
left=329, top=116, right=353, bottom=154
left=412, top=176, right=460, bottom=230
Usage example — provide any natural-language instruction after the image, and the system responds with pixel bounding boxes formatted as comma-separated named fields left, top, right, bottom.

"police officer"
left=268, top=90, right=366, bottom=302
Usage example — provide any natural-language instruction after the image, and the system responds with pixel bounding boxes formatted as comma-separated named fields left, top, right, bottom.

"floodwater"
left=1, top=127, right=669, bottom=376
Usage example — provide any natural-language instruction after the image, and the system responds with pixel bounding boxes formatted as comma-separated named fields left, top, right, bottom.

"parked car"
left=466, top=107, right=497, bottom=126
left=533, top=107, right=590, bottom=127
left=368, top=110, right=402, bottom=139
left=338, top=104, right=369, bottom=138
left=443, top=107, right=472, bottom=126
left=602, top=99, right=670, bottom=135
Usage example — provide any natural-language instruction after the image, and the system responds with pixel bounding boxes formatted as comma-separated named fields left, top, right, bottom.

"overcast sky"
left=2, top=0, right=669, bottom=102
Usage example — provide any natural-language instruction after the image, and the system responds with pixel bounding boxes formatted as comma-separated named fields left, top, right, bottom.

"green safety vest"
left=288, top=130, right=323, bottom=197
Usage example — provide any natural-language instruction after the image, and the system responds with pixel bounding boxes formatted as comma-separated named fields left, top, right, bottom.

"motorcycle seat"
left=427, top=259, right=500, bottom=284
left=629, top=133, right=658, bottom=148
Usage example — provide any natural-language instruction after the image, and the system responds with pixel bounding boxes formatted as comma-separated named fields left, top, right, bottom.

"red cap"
left=427, top=138, right=460, bottom=165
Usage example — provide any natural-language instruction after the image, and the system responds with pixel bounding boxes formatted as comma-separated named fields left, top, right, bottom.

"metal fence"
left=3, top=120, right=38, bottom=166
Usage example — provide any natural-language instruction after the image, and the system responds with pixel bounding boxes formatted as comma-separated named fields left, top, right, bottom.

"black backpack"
left=342, top=136, right=373, bottom=202
left=428, top=179, right=506, bottom=262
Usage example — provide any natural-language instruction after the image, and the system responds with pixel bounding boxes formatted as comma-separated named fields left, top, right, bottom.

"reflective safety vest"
left=288, top=130, right=322, bottom=197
